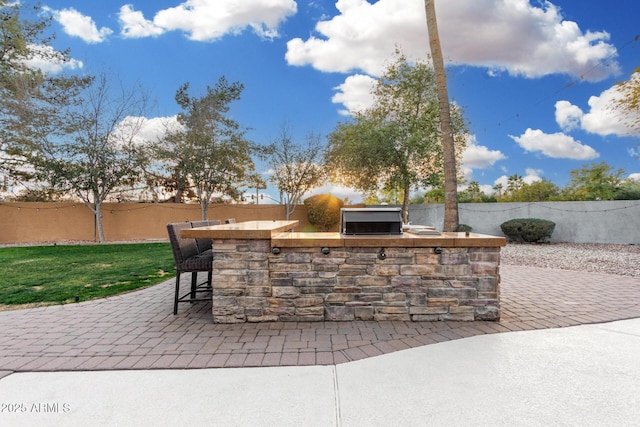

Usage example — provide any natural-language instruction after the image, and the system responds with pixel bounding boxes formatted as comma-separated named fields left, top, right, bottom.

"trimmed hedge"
left=500, top=218, right=555, bottom=242
left=303, top=194, right=344, bottom=232
left=457, top=224, right=473, bottom=233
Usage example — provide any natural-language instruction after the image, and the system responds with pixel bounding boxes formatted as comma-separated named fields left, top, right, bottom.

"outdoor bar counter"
left=182, top=220, right=506, bottom=323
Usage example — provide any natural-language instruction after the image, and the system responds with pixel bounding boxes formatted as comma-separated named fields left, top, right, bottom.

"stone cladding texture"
left=211, top=239, right=501, bottom=323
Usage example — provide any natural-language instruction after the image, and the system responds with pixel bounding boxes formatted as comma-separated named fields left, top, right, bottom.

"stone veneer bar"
left=182, top=221, right=506, bottom=323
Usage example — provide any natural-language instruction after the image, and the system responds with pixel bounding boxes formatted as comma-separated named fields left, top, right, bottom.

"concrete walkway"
left=1, top=319, right=639, bottom=426
left=1, top=265, right=639, bottom=426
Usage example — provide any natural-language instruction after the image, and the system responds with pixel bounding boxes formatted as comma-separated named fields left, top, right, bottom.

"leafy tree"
left=143, top=117, right=198, bottom=204
left=458, top=181, right=496, bottom=203
left=423, top=176, right=445, bottom=203
left=424, top=188, right=445, bottom=203
left=492, top=183, right=504, bottom=197
left=326, top=50, right=467, bottom=223
left=8, top=186, right=59, bottom=202
left=409, top=192, right=426, bottom=204
left=144, top=165, right=194, bottom=203
left=424, top=0, right=460, bottom=231
left=611, top=68, right=640, bottom=157
left=154, top=78, right=254, bottom=219
left=262, top=124, right=327, bottom=219
left=614, top=178, right=640, bottom=200
left=0, top=1, right=90, bottom=193
left=611, top=67, right=640, bottom=132
left=458, top=181, right=481, bottom=203
left=506, top=174, right=524, bottom=194
left=363, top=186, right=405, bottom=205
left=520, top=180, right=561, bottom=202
left=30, top=74, right=149, bottom=242
left=498, top=179, right=560, bottom=202
left=565, top=162, right=624, bottom=201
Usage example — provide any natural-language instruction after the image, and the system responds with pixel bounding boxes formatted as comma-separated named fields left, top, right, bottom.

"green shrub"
left=500, top=218, right=555, bottom=242
left=457, top=224, right=473, bottom=232
left=304, top=194, right=344, bottom=232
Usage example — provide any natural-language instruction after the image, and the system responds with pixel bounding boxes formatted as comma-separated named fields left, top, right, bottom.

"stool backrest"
left=190, top=220, right=221, bottom=253
left=167, top=223, right=199, bottom=265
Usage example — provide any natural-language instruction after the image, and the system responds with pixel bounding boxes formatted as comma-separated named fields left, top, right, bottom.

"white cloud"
left=287, top=0, right=411, bottom=75
left=119, top=5, right=164, bottom=38
left=286, top=0, right=619, bottom=81
left=137, top=116, right=182, bottom=143
left=119, top=0, right=297, bottom=41
left=510, top=128, right=599, bottom=160
left=555, top=75, right=640, bottom=137
left=113, top=116, right=181, bottom=147
left=22, top=44, right=84, bottom=74
left=477, top=184, right=495, bottom=195
left=331, top=74, right=376, bottom=115
left=581, top=86, right=637, bottom=136
left=628, top=173, right=640, bottom=182
left=524, top=168, right=544, bottom=183
left=461, top=135, right=506, bottom=169
left=555, top=100, right=584, bottom=132
left=54, top=8, right=113, bottom=44
left=460, top=135, right=506, bottom=182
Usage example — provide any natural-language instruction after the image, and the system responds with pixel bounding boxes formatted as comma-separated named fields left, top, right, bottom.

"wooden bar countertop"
left=270, top=232, right=506, bottom=248
left=181, top=220, right=505, bottom=248
left=181, top=220, right=299, bottom=240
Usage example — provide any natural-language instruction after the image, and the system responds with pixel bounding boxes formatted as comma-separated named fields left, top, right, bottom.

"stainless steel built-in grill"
left=340, top=207, right=403, bottom=235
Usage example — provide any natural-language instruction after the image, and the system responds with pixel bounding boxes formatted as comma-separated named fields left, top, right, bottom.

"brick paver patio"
left=1, top=265, right=639, bottom=373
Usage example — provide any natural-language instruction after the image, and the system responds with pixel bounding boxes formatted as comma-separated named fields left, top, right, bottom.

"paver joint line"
left=0, top=266, right=638, bottom=372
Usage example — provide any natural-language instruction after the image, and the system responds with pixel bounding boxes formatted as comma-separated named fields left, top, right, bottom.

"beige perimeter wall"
left=0, top=202, right=322, bottom=244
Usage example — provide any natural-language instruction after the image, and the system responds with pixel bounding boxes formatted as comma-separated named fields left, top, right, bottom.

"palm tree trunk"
left=424, top=0, right=459, bottom=232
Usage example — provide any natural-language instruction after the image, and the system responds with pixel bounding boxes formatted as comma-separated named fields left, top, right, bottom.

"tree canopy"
left=154, top=77, right=254, bottom=219
left=325, top=50, right=467, bottom=222
left=564, top=161, right=625, bottom=201
left=612, top=67, right=640, bottom=133
left=498, top=179, right=561, bottom=202
left=1, top=1, right=90, bottom=195
left=262, top=124, right=327, bottom=219
left=29, top=74, right=149, bottom=242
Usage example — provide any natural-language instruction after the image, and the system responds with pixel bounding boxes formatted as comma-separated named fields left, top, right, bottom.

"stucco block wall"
left=2, top=201, right=638, bottom=244
left=408, top=201, right=640, bottom=244
left=0, top=202, right=315, bottom=244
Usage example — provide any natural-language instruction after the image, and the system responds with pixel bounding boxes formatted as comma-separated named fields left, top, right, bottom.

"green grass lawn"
left=0, top=243, right=175, bottom=307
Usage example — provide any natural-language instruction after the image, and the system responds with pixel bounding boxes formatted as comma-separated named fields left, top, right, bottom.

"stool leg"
left=191, top=272, right=197, bottom=300
left=173, top=272, right=181, bottom=315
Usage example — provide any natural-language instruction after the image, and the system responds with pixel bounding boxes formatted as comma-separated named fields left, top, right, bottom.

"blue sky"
left=33, top=0, right=640, bottom=202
